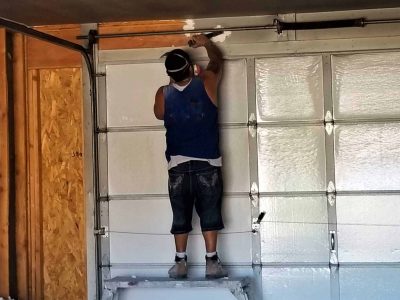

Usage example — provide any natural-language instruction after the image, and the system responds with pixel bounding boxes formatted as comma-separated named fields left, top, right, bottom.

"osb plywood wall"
left=39, top=68, right=86, bottom=299
left=21, top=24, right=87, bottom=300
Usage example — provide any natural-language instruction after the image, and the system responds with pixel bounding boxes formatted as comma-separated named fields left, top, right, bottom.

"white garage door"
left=96, top=50, right=400, bottom=284
left=98, top=58, right=252, bottom=281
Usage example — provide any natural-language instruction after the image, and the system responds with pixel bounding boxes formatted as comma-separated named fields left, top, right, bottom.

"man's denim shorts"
left=168, top=160, right=224, bottom=234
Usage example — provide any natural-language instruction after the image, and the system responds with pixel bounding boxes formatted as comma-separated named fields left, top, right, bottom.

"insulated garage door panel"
left=108, top=131, right=168, bottom=195
left=109, top=197, right=252, bottom=264
left=217, top=59, right=248, bottom=124
left=255, top=56, right=324, bottom=122
left=195, top=59, right=248, bottom=124
left=332, top=52, right=400, bottom=120
left=109, top=198, right=172, bottom=235
left=337, top=195, right=400, bottom=262
left=335, top=124, right=400, bottom=191
left=110, top=232, right=252, bottom=264
left=257, top=126, right=326, bottom=193
left=260, top=196, right=329, bottom=263
left=220, top=127, right=249, bottom=193
left=339, top=267, right=400, bottom=300
left=106, top=60, right=248, bottom=127
left=106, top=63, right=168, bottom=127
left=108, top=128, right=249, bottom=195
left=109, top=197, right=251, bottom=236
left=262, top=267, right=330, bottom=300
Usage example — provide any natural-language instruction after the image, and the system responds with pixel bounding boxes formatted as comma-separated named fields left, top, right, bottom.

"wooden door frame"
left=0, top=27, right=11, bottom=299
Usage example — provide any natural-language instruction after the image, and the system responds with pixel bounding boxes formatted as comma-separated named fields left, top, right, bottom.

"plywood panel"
left=0, top=27, right=10, bottom=298
left=27, top=25, right=82, bottom=69
left=39, top=68, right=86, bottom=300
left=13, top=33, right=29, bottom=300
left=98, top=20, right=188, bottom=50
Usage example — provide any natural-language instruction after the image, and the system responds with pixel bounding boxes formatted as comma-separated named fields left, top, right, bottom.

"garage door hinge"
left=94, top=226, right=109, bottom=237
left=99, top=196, right=110, bottom=202
left=248, top=114, right=257, bottom=137
left=247, top=113, right=257, bottom=129
left=96, top=128, right=108, bottom=134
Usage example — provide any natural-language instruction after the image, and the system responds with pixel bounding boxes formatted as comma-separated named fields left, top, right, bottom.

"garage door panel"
left=258, top=126, right=326, bottom=192
left=110, top=232, right=252, bottom=264
left=220, top=127, right=250, bottom=193
left=256, top=56, right=324, bottom=122
left=337, top=195, right=400, bottom=263
left=106, top=63, right=168, bottom=127
left=340, top=267, right=400, bottom=300
left=108, top=128, right=248, bottom=195
left=332, top=52, right=400, bottom=120
left=338, top=225, right=400, bottom=263
left=196, top=59, right=248, bottom=124
left=109, top=196, right=251, bottom=235
left=108, top=131, right=168, bottom=195
left=337, top=195, right=400, bottom=225
left=261, top=223, right=329, bottom=263
left=109, top=199, right=172, bottom=234
left=217, top=59, right=248, bottom=124
left=335, top=124, right=400, bottom=191
left=260, top=196, right=329, bottom=263
left=262, top=267, right=331, bottom=300
left=106, top=60, right=248, bottom=128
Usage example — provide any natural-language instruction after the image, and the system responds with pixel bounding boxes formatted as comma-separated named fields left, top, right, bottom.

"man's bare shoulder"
left=154, top=86, right=166, bottom=120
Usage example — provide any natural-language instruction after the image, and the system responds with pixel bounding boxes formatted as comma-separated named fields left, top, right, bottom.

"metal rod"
left=365, top=19, right=400, bottom=24
left=82, top=30, right=105, bottom=297
left=76, top=24, right=276, bottom=39
left=75, top=17, right=400, bottom=41
left=275, top=18, right=365, bottom=33
left=0, top=17, right=94, bottom=78
left=0, top=17, right=88, bottom=54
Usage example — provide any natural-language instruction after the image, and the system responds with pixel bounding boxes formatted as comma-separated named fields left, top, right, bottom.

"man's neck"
left=175, top=77, right=192, bottom=86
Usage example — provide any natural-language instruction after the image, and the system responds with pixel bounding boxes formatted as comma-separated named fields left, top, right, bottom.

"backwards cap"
left=164, top=49, right=192, bottom=81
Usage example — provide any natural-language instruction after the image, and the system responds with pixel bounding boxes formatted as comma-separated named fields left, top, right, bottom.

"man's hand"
left=189, top=34, right=211, bottom=48
left=188, top=34, right=224, bottom=107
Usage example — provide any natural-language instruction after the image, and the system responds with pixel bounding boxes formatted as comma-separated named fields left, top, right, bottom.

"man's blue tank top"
left=163, top=77, right=220, bottom=162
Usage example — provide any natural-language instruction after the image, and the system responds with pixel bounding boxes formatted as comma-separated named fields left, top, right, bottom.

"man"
left=154, top=34, right=227, bottom=279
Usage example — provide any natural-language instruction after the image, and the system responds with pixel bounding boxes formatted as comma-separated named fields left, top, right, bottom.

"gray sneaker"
left=168, top=255, right=188, bottom=279
left=205, top=253, right=228, bottom=279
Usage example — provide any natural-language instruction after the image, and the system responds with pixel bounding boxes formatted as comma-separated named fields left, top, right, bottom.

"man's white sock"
left=176, top=252, right=186, bottom=259
left=206, top=251, right=217, bottom=258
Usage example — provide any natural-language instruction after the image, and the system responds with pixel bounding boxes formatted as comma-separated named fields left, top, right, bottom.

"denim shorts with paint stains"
left=167, top=160, right=224, bottom=234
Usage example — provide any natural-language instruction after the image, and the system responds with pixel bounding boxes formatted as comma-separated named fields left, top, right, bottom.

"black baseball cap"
left=164, top=49, right=192, bottom=82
